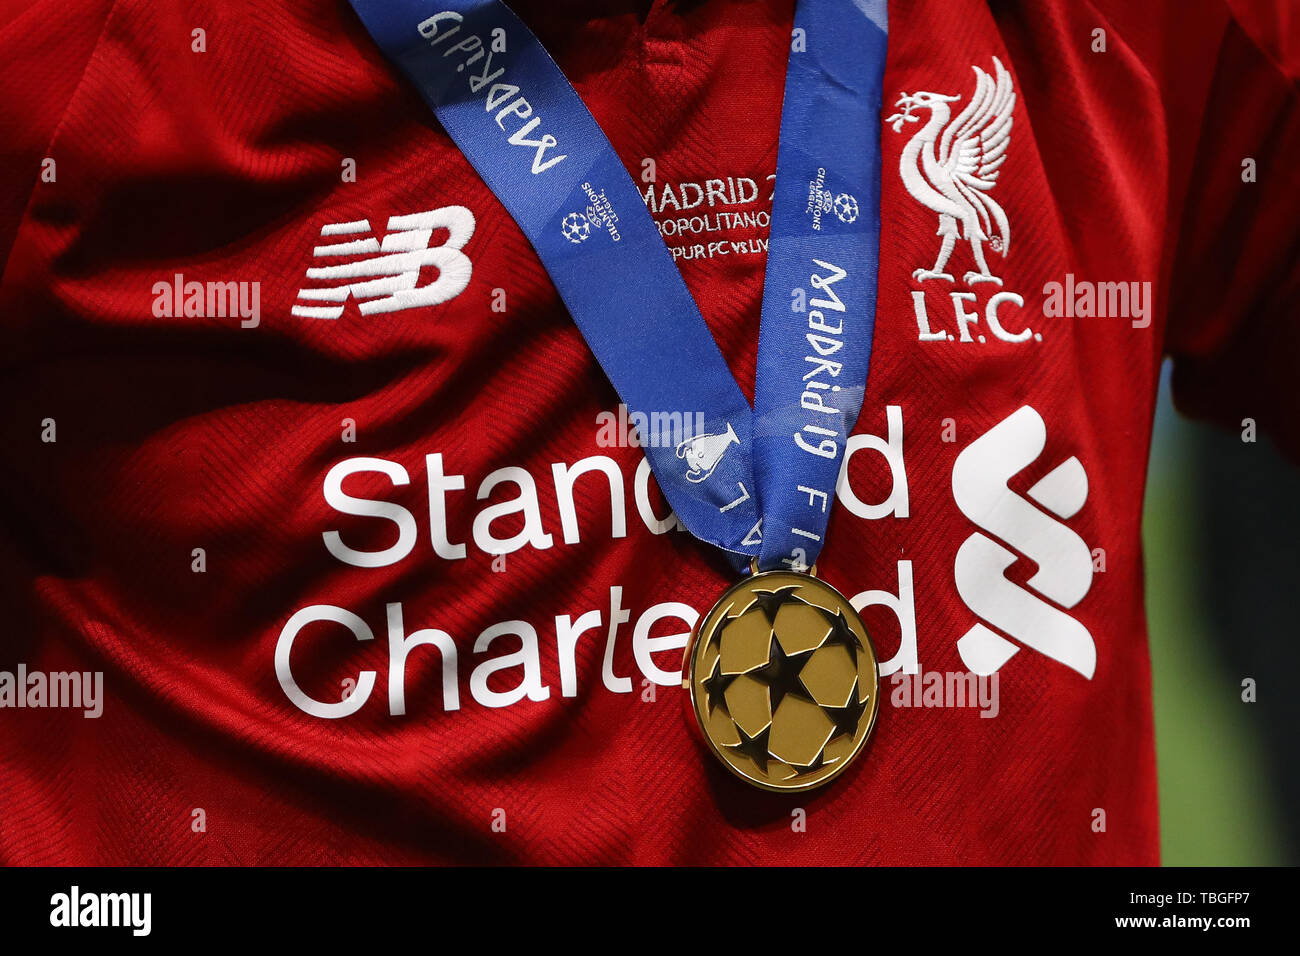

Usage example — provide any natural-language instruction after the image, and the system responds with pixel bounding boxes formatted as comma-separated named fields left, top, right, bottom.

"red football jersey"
left=1, top=0, right=1297, bottom=865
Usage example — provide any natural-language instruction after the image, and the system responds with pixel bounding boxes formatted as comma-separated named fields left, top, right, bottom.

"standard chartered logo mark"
left=951, top=406, right=1096, bottom=678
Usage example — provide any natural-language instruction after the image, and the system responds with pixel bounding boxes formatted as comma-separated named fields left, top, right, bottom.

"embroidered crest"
left=887, top=57, right=1015, bottom=287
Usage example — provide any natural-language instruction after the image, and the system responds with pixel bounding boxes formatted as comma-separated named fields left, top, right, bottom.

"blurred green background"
left=1143, top=362, right=1295, bottom=866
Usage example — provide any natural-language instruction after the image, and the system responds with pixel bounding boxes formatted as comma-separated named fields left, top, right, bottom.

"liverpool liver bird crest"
left=887, top=57, right=1015, bottom=286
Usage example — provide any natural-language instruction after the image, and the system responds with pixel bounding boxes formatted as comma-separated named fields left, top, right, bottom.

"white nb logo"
left=951, top=406, right=1096, bottom=678
left=293, top=206, right=475, bottom=320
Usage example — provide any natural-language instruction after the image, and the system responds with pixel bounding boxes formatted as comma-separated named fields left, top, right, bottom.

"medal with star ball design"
left=684, top=569, right=880, bottom=791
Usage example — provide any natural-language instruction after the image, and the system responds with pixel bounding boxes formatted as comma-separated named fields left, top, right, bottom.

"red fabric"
left=0, top=0, right=1295, bottom=865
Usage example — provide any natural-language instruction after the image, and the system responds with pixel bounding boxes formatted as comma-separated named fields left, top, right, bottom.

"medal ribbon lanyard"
left=347, top=0, right=887, bottom=572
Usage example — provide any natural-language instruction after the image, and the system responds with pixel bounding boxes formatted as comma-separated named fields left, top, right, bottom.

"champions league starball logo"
left=560, top=211, right=591, bottom=243
left=562, top=195, right=620, bottom=245
left=687, top=572, right=880, bottom=790
left=804, top=167, right=860, bottom=230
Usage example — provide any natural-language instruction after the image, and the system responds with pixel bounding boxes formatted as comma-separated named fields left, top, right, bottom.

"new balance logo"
left=951, top=406, right=1096, bottom=678
left=293, top=206, right=475, bottom=319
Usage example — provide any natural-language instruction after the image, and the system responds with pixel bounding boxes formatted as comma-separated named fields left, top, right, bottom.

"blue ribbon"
left=347, top=0, right=887, bottom=572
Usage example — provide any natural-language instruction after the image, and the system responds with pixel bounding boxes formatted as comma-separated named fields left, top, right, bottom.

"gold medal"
left=684, top=567, right=879, bottom=792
